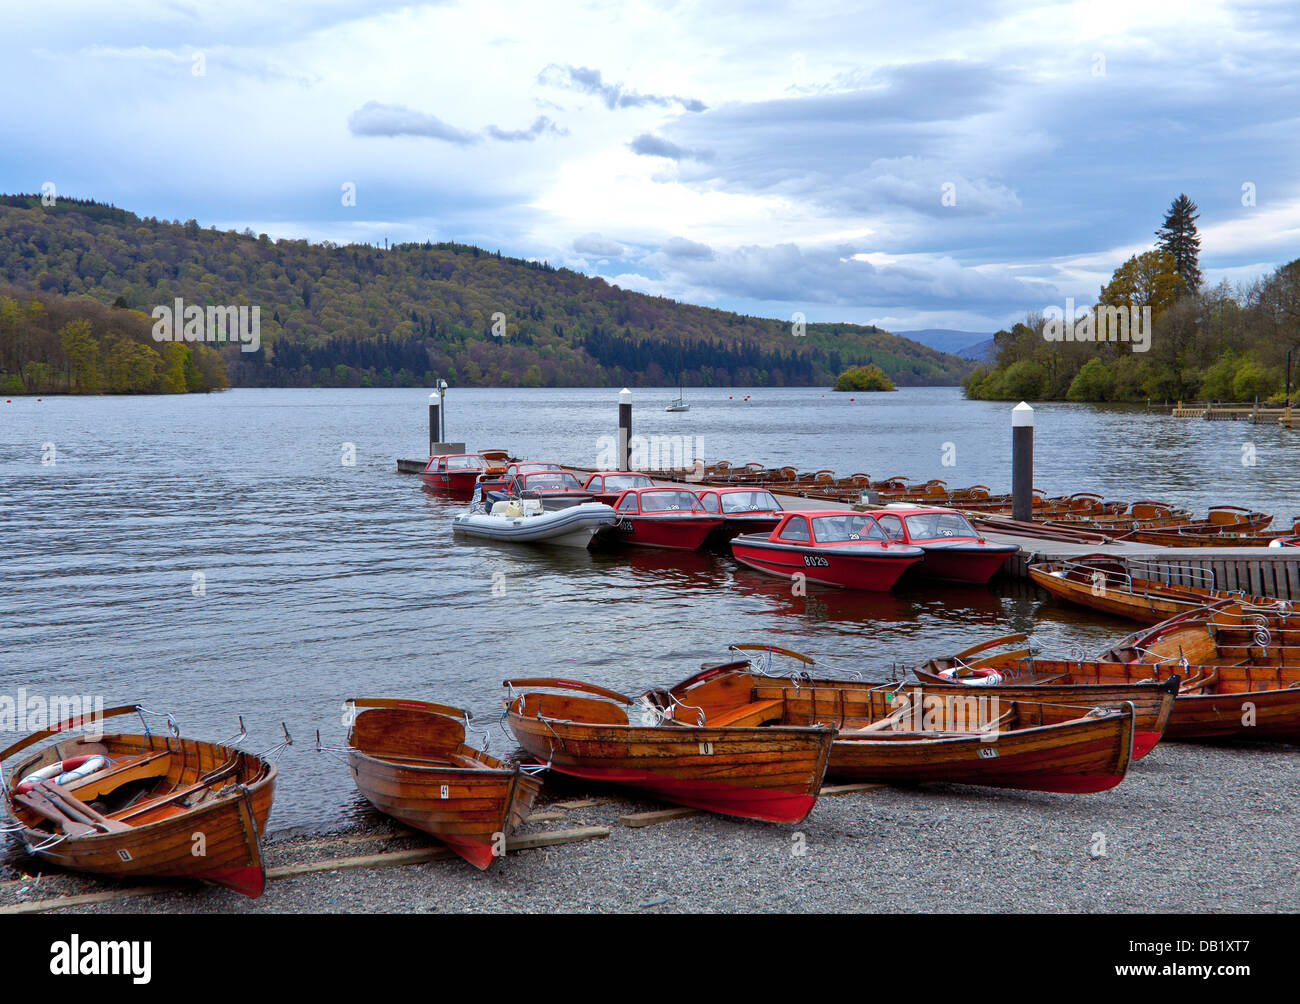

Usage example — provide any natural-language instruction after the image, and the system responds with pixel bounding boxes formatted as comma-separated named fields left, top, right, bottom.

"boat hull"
left=349, top=753, right=540, bottom=870
left=730, top=536, right=922, bottom=590
left=506, top=712, right=833, bottom=823
left=607, top=514, right=722, bottom=551
left=9, top=733, right=274, bottom=897
left=910, top=542, right=1017, bottom=584
left=452, top=502, right=616, bottom=547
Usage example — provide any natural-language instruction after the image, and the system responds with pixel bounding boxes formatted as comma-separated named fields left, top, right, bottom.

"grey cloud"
left=628, top=133, right=713, bottom=162
left=538, top=64, right=707, bottom=112
left=658, top=237, right=715, bottom=261
left=486, top=116, right=568, bottom=142
left=348, top=101, right=480, bottom=145
left=573, top=233, right=626, bottom=257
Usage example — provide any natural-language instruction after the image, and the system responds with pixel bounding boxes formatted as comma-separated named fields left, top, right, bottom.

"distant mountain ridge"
left=0, top=194, right=973, bottom=389
left=894, top=329, right=995, bottom=362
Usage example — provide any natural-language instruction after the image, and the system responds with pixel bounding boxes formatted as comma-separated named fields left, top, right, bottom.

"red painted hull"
left=197, top=865, right=266, bottom=898
left=1134, top=731, right=1160, bottom=759
left=731, top=539, right=921, bottom=590
left=551, top=764, right=817, bottom=823
left=909, top=544, right=1017, bottom=584
left=612, top=515, right=722, bottom=550
left=421, top=470, right=483, bottom=497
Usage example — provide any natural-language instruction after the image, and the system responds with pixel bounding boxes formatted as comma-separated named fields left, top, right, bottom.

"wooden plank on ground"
left=524, top=811, right=565, bottom=823
left=618, top=807, right=702, bottom=828
left=819, top=783, right=886, bottom=796
left=552, top=799, right=604, bottom=810
left=0, top=827, right=612, bottom=914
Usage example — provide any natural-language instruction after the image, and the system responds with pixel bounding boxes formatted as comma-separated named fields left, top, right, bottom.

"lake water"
left=2, top=385, right=1297, bottom=848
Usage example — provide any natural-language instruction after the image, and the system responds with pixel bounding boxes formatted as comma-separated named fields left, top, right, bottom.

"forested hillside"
left=0, top=195, right=970, bottom=390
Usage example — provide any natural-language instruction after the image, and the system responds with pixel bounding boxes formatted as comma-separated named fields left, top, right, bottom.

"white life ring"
left=15, top=755, right=111, bottom=795
left=937, top=667, right=1004, bottom=687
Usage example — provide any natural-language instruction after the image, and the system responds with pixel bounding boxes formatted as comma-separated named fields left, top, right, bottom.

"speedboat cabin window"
left=777, top=517, right=811, bottom=542
left=605, top=474, right=651, bottom=491
left=811, top=515, right=888, bottom=542
left=721, top=491, right=779, bottom=513
left=523, top=472, right=582, bottom=491
left=699, top=493, right=721, bottom=513
left=876, top=514, right=906, bottom=540
left=616, top=494, right=640, bottom=512
left=639, top=490, right=702, bottom=512
left=904, top=512, right=976, bottom=539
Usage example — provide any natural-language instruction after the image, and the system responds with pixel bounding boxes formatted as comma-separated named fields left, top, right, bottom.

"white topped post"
left=618, top=388, right=632, bottom=471
left=428, top=391, right=441, bottom=459
left=1012, top=401, right=1034, bottom=522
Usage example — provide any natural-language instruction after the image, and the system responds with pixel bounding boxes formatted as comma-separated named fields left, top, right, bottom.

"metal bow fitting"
left=255, top=723, right=294, bottom=761
left=136, top=704, right=180, bottom=738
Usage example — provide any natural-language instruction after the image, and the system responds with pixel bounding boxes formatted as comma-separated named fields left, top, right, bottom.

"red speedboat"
left=421, top=453, right=491, bottom=498
left=864, top=506, right=1019, bottom=584
left=730, top=510, right=923, bottom=590
left=604, top=487, right=723, bottom=550
left=476, top=459, right=562, bottom=498
left=582, top=471, right=654, bottom=505
left=695, top=487, right=784, bottom=542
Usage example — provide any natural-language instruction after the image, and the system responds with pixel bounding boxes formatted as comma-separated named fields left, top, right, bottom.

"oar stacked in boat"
left=501, top=677, right=834, bottom=823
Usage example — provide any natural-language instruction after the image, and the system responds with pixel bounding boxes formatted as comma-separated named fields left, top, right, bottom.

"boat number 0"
left=440, top=784, right=450, bottom=799
left=698, top=742, right=715, bottom=755
left=803, top=555, right=829, bottom=567
left=978, top=747, right=998, bottom=759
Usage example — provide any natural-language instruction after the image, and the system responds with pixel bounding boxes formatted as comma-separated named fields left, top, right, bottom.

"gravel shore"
left=4, top=738, right=1296, bottom=914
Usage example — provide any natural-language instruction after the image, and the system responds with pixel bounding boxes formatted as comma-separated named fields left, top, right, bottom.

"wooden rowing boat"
left=650, top=653, right=1136, bottom=793
left=1, top=706, right=276, bottom=897
left=1102, top=600, right=1300, bottom=668
left=919, top=631, right=1300, bottom=742
left=1027, top=556, right=1274, bottom=624
left=502, top=677, right=834, bottom=823
left=342, top=698, right=541, bottom=870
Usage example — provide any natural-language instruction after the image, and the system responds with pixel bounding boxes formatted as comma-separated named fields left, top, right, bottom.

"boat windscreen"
left=721, top=491, right=780, bottom=513
left=445, top=455, right=488, bottom=470
left=638, top=490, right=704, bottom=512
left=904, top=512, right=977, bottom=539
left=523, top=472, right=581, bottom=490
left=810, top=515, right=888, bottom=542
left=603, top=474, right=653, bottom=490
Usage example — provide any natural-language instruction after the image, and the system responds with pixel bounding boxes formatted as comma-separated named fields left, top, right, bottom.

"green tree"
left=1155, top=194, right=1202, bottom=291
left=59, top=318, right=101, bottom=392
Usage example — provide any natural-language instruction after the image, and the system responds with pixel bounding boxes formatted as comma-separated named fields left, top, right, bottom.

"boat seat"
left=64, top=750, right=171, bottom=802
left=709, top=698, right=785, bottom=728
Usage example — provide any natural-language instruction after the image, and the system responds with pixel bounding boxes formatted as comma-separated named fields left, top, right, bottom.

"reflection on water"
left=2, top=385, right=1297, bottom=845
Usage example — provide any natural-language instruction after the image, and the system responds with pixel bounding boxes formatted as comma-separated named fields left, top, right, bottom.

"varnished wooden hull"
left=8, top=733, right=274, bottom=897
left=770, top=683, right=1133, bottom=792
left=922, top=652, right=1300, bottom=742
left=348, top=752, right=540, bottom=869
left=506, top=710, right=833, bottom=823
left=907, top=676, right=1177, bottom=758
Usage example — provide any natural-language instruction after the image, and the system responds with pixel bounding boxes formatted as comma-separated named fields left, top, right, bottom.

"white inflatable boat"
left=451, top=499, right=617, bottom=548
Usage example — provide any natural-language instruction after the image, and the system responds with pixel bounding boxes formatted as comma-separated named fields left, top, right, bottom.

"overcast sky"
left=4, top=0, right=1297, bottom=332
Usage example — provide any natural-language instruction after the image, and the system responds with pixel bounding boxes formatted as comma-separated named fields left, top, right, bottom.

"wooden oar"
left=950, top=634, right=1028, bottom=661
left=729, top=642, right=818, bottom=665
left=347, top=697, right=471, bottom=720
left=0, top=705, right=141, bottom=765
left=502, top=678, right=632, bottom=705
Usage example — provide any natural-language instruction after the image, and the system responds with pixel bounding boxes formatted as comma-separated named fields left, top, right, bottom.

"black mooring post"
left=1012, top=401, right=1034, bottom=522
left=428, top=390, right=441, bottom=457
left=618, top=387, right=632, bottom=470
left=439, top=379, right=448, bottom=442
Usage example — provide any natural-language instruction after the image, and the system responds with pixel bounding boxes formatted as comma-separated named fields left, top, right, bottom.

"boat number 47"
left=802, top=555, right=829, bottom=567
